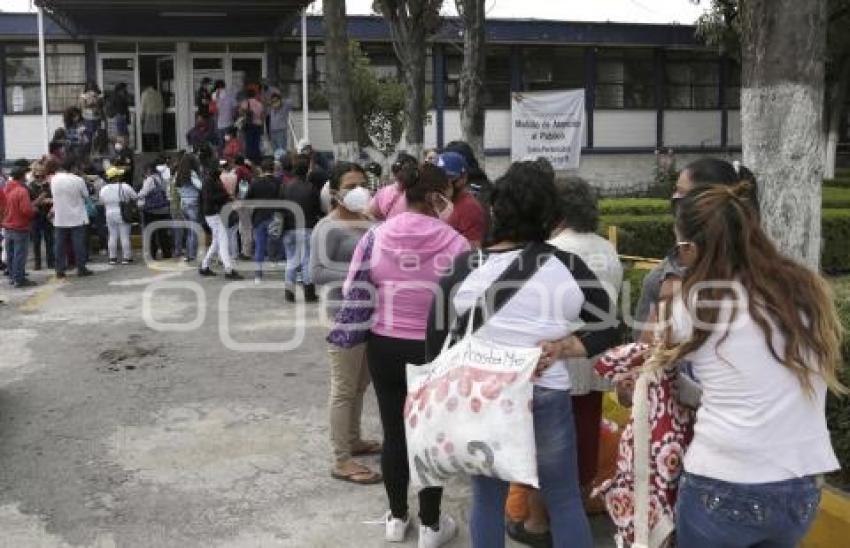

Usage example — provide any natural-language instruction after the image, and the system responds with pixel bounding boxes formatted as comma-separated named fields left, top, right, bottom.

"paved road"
left=0, top=261, right=616, bottom=547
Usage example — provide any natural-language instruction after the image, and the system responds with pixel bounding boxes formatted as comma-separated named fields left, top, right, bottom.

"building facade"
left=1, top=10, right=846, bottom=188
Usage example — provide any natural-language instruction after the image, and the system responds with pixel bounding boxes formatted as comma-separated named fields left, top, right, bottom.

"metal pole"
left=301, top=8, right=309, bottom=142
left=37, top=5, right=50, bottom=154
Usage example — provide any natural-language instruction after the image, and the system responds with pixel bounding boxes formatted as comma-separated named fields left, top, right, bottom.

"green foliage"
left=825, top=177, right=850, bottom=189
left=827, top=276, right=850, bottom=489
left=598, top=210, right=850, bottom=273
left=347, top=40, right=407, bottom=153
left=824, top=186, right=850, bottom=208
left=598, top=214, right=675, bottom=259
left=823, top=209, right=850, bottom=273
left=600, top=198, right=670, bottom=216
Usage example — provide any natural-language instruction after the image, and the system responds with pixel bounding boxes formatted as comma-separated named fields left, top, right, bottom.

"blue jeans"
left=253, top=218, right=272, bottom=278
left=469, top=387, right=592, bottom=548
left=31, top=215, right=55, bottom=268
left=181, top=201, right=200, bottom=260
left=5, top=229, right=30, bottom=284
left=283, top=228, right=312, bottom=285
left=270, top=129, right=286, bottom=154
left=676, top=473, right=822, bottom=548
left=244, top=123, right=262, bottom=163
left=54, top=225, right=88, bottom=275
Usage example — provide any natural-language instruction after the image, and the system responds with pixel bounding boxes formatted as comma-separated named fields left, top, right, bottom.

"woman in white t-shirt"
left=665, top=182, right=844, bottom=547
left=99, top=167, right=137, bottom=264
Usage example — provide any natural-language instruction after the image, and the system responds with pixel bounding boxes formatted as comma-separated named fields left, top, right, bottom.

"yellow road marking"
left=18, top=278, right=63, bottom=312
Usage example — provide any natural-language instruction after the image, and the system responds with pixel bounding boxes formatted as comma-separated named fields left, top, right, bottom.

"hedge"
left=825, top=178, right=850, bottom=189
left=600, top=188, right=850, bottom=216
left=600, top=209, right=850, bottom=273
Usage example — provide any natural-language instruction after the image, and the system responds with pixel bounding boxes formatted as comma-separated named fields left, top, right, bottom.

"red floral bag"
left=593, top=342, right=695, bottom=548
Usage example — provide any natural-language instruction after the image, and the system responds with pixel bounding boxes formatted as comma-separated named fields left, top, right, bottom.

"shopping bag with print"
left=405, top=302, right=541, bottom=489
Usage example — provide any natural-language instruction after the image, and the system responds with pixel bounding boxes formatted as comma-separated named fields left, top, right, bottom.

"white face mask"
left=340, top=186, right=371, bottom=213
left=224, top=135, right=232, bottom=141
left=114, top=144, right=123, bottom=152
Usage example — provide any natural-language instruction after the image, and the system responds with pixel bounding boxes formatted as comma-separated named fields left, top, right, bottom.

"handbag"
left=118, top=183, right=138, bottom=224
left=405, top=247, right=548, bottom=489
left=84, top=195, right=97, bottom=218
left=326, top=228, right=377, bottom=348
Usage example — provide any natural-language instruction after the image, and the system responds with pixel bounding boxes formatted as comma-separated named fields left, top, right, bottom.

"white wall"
left=727, top=110, right=742, bottom=147
left=594, top=110, right=656, bottom=147
left=663, top=110, right=722, bottom=147
left=3, top=115, right=64, bottom=160
left=290, top=111, right=333, bottom=150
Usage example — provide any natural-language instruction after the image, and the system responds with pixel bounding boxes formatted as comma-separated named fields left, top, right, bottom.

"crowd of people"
left=0, top=130, right=844, bottom=548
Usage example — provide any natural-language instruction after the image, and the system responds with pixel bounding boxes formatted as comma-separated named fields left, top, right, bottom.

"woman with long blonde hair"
left=666, top=181, right=844, bottom=547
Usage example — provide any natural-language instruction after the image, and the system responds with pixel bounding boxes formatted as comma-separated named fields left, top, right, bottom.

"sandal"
left=331, top=462, right=382, bottom=485
left=351, top=439, right=383, bottom=456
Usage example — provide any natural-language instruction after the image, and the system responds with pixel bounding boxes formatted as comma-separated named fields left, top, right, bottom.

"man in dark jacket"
left=280, top=155, right=322, bottom=302
left=244, top=157, right=282, bottom=281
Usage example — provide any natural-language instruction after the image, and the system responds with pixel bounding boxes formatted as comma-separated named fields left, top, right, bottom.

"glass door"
left=99, top=54, right=140, bottom=151
left=230, top=56, right=265, bottom=92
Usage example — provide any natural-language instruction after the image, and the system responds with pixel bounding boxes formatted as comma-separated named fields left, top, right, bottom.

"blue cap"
left=437, top=152, right=468, bottom=179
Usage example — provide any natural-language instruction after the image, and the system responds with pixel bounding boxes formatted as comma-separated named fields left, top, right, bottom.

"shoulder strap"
left=453, top=241, right=554, bottom=339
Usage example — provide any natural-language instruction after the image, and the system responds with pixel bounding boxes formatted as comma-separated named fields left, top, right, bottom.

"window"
left=441, top=46, right=507, bottom=108
left=726, top=59, right=741, bottom=109
left=483, top=46, right=512, bottom=108
left=523, top=46, right=584, bottom=92
left=276, top=42, right=326, bottom=109
left=361, top=43, right=400, bottom=79
left=4, top=42, right=86, bottom=115
left=596, top=48, right=656, bottom=109
left=665, top=52, right=721, bottom=109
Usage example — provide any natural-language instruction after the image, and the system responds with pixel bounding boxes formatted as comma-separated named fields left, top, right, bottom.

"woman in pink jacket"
left=346, top=162, right=469, bottom=547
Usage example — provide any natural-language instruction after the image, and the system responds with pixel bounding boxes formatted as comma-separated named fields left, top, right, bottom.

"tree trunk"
left=457, top=0, right=487, bottom=167
left=377, top=1, right=442, bottom=159
left=323, top=0, right=360, bottom=162
left=740, top=0, right=828, bottom=268
left=825, top=55, right=850, bottom=179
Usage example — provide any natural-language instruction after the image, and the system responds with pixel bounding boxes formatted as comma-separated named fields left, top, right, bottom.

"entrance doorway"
left=139, top=55, right=177, bottom=152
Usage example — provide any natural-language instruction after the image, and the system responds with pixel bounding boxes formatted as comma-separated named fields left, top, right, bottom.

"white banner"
left=511, top=89, right=585, bottom=170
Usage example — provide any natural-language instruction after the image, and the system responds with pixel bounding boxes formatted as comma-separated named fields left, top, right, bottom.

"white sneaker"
left=384, top=511, right=410, bottom=543
left=418, top=514, right=458, bottom=548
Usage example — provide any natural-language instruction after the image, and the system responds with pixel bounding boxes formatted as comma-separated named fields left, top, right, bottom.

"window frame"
left=4, top=41, right=87, bottom=115
left=664, top=53, right=722, bottom=110
left=594, top=49, right=657, bottom=110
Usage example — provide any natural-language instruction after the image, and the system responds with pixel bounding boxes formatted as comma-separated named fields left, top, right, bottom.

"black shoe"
left=34, top=262, right=42, bottom=271
left=56, top=271, right=66, bottom=279
left=78, top=268, right=95, bottom=277
left=199, top=267, right=216, bottom=277
left=304, top=284, right=318, bottom=303
left=238, top=254, right=251, bottom=261
left=224, top=270, right=243, bottom=281
left=14, top=279, right=38, bottom=288
left=506, top=521, right=553, bottom=548
left=284, top=289, right=296, bottom=303
left=109, top=259, right=118, bottom=265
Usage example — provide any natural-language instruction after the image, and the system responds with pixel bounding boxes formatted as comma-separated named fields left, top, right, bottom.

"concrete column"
left=174, top=42, right=192, bottom=149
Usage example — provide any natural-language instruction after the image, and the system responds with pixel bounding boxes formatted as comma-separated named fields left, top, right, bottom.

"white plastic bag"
left=405, top=306, right=541, bottom=489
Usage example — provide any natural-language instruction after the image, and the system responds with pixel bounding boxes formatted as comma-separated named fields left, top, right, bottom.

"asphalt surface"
left=0, top=259, right=616, bottom=547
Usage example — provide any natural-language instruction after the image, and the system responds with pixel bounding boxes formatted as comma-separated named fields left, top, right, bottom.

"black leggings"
left=367, top=333, right=443, bottom=527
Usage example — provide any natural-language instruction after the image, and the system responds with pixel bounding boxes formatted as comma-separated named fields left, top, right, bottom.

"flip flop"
left=331, top=467, right=383, bottom=485
left=351, top=440, right=383, bottom=456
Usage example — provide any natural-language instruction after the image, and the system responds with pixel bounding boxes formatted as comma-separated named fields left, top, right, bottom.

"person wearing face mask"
left=308, top=162, right=382, bottom=486
left=346, top=162, right=468, bottom=546
left=437, top=151, right=486, bottom=246
left=243, top=158, right=281, bottom=282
